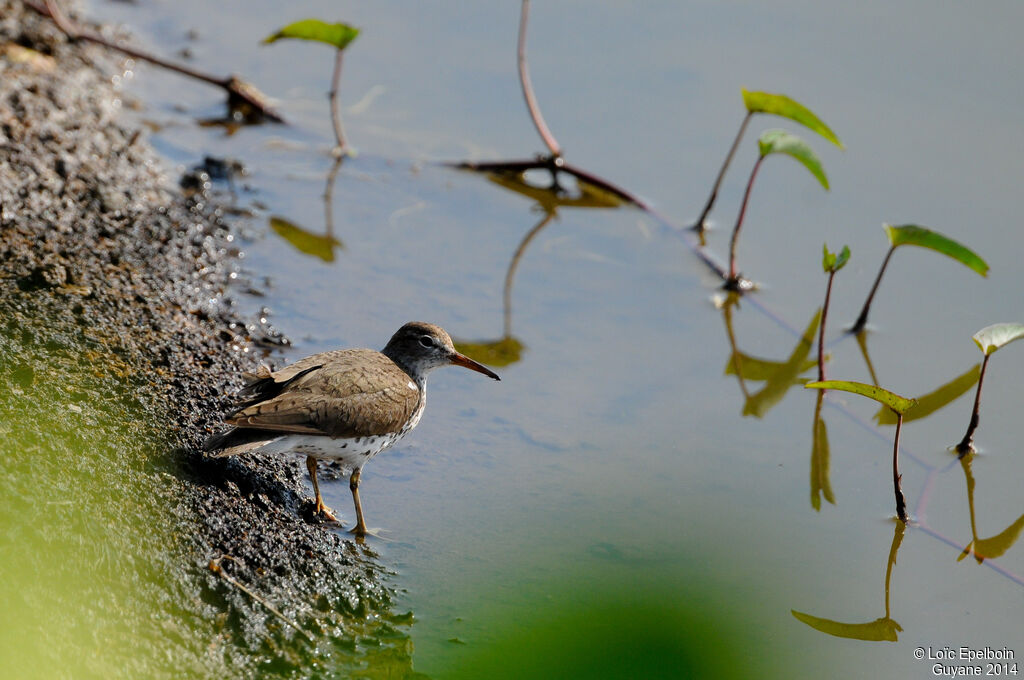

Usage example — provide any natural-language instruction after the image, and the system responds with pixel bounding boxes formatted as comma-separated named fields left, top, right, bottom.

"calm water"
left=87, top=0, right=1024, bottom=676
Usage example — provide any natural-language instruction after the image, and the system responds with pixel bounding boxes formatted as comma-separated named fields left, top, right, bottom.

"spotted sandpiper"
left=204, top=321, right=500, bottom=536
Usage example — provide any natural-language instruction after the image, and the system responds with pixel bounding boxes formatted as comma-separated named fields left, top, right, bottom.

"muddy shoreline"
left=1, top=2, right=413, bottom=675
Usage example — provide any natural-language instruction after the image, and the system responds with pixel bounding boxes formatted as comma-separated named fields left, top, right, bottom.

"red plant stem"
left=957, top=353, right=990, bottom=454
left=30, top=0, right=283, bottom=121
left=727, top=154, right=764, bottom=282
left=818, top=270, right=836, bottom=382
left=695, top=111, right=753, bottom=231
left=328, top=48, right=348, bottom=153
left=852, top=245, right=896, bottom=333
left=893, top=413, right=908, bottom=523
left=39, top=0, right=223, bottom=85
left=518, top=0, right=562, bottom=157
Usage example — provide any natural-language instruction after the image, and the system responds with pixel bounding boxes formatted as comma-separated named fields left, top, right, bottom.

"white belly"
left=255, top=432, right=403, bottom=469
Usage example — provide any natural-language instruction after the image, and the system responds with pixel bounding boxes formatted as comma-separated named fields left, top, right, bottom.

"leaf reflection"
left=810, top=390, right=834, bottom=510
left=721, top=301, right=821, bottom=418
left=268, top=156, right=345, bottom=262
left=874, top=364, right=980, bottom=426
left=269, top=215, right=343, bottom=262
left=453, top=168, right=625, bottom=368
left=957, top=451, right=1024, bottom=564
left=792, top=521, right=905, bottom=642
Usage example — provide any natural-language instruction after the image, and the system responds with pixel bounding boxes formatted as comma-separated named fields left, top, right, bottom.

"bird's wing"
left=225, top=350, right=420, bottom=438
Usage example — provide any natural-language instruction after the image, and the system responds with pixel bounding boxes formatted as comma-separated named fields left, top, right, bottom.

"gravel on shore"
left=0, top=2, right=416, bottom=675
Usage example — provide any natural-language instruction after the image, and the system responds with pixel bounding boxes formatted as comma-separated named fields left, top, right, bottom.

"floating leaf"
left=805, top=380, right=916, bottom=415
left=882, top=224, right=988, bottom=277
left=822, top=244, right=850, bottom=273
left=971, top=322, right=1024, bottom=356
left=263, top=19, right=360, bottom=50
left=875, top=364, right=980, bottom=425
left=791, top=610, right=901, bottom=642
left=741, top=89, right=843, bottom=148
left=758, top=130, right=829, bottom=190
left=484, top=171, right=624, bottom=210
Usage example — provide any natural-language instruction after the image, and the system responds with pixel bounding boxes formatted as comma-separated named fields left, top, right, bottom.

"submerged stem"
left=727, top=154, right=764, bottom=285
left=852, top=246, right=896, bottom=334
left=893, top=413, right=908, bottom=523
left=695, top=111, right=753, bottom=232
left=956, top=353, right=990, bottom=454
left=518, top=0, right=562, bottom=157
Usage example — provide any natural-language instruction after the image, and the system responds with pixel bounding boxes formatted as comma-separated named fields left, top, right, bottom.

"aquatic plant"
left=694, top=89, right=842, bottom=232
left=818, top=243, right=850, bottom=381
left=263, top=19, right=361, bottom=155
left=851, top=224, right=988, bottom=333
left=805, top=380, right=916, bottom=522
left=725, top=129, right=829, bottom=290
left=955, top=323, right=1024, bottom=454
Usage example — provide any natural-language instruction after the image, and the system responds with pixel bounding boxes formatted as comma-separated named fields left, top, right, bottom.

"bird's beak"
left=449, top=352, right=501, bottom=380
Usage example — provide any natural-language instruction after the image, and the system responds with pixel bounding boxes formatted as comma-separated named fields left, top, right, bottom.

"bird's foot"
left=313, top=501, right=342, bottom=525
left=347, top=525, right=389, bottom=540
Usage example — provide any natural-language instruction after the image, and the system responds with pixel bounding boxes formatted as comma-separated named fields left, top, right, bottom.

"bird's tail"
left=203, top=427, right=277, bottom=457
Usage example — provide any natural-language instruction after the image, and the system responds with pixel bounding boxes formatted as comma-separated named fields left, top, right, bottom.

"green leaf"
left=822, top=244, right=835, bottom=273
left=971, top=322, right=1024, bottom=356
left=758, top=129, right=829, bottom=190
left=791, top=610, right=901, bottom=642
left=263, top=19, right=360, bottom=50
left=741, top=89, right=844, bottom=148
left=822, top=244, right=850, bottom=273
left=882, top=224, right=989, bottom=277
left=875, top=363, right=980, bottom=425
left=834, top=245, right=850, bottom=271
left=805, top=380, right=916, bottom=415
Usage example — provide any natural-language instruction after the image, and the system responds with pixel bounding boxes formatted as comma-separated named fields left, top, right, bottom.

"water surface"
left=90, top=0, right=1024, bottom=676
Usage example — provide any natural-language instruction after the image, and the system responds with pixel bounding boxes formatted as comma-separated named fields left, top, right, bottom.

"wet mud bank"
left=0, top=3, right=414, bottom=675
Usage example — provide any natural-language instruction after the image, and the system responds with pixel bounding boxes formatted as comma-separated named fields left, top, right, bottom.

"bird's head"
left=384, top=321, right=501, bottom=381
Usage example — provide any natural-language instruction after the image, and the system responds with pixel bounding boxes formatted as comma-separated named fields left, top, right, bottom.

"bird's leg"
left=348, top=467, right=368, bottom=536
left=306, top=455, right=340, bottom=523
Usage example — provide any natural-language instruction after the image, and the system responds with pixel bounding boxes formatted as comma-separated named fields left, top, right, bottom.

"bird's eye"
left=418, top=335, right=435, bottom=348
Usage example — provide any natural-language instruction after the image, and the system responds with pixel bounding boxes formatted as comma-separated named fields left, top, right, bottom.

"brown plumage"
left=204, top=322, right=499, bottom=536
